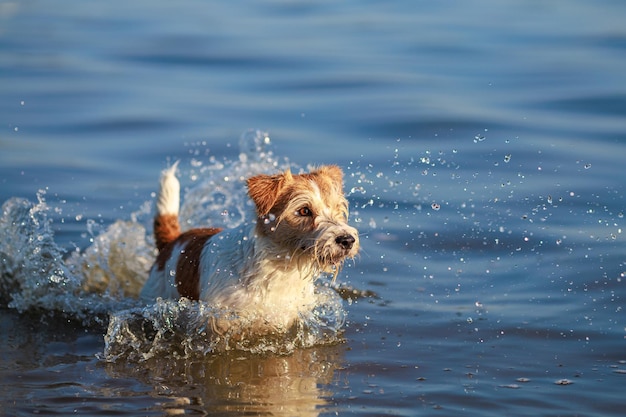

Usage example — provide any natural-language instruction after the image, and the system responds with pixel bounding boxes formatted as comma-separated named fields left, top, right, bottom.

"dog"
left=140, top=163, right=359, bottom=334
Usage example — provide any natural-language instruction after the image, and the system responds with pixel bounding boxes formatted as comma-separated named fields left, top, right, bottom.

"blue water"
left=1, top=0, right=625, bottom=415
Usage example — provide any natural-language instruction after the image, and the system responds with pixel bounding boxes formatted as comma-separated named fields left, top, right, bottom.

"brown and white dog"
left=140, top=163, right=359, bottom=333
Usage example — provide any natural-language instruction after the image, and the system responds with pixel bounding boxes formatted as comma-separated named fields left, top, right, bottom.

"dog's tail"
left=154, top=161, right=182, bottom=252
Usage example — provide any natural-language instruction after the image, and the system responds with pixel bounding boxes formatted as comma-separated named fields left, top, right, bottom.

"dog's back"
left=141, top=164, right=222, bottom=301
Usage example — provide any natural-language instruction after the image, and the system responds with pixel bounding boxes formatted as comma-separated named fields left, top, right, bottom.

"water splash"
left=0, top=131, right=348, bottom=360
left=0, top=194, right=132, bottom=324
left=179, top=130, right=288, bottom=230
left=0, top=195, right=75, bottom=308
left=102, top=286, right=345, bottom=362
left=66, top=219, right=154, bottom=298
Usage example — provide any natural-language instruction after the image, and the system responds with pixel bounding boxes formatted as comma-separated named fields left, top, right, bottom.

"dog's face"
left=247, top=165, right=359, bottom=272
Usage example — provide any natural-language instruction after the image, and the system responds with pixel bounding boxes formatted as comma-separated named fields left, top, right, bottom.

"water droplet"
left=431, top=203, right=440, bottom=211
left=554, top=379, right=573, bottom=385
left=473, top=134, right=486, bottom=143
left=504, top=154, right=511, bottom=163
left=584, top=163, right=591, bottom=169
left=547, top=195, right=553, bottom=204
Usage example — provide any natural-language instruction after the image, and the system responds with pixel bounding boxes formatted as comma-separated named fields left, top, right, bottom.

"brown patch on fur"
left=309, top=165, right=344, bottom=192
left=246, top=170, right=292, bottom=216
left=154, top=214, right=182, bottom=252
left=283, top=166, right=344, bottom=211
left=154, top=228, right=222, bottom=300
left=175, top=229, right=221, bottom=300
left=246, top=166, right=344, bottom=218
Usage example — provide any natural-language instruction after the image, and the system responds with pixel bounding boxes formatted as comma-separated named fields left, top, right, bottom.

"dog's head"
left=247, top=165, right=359, bottom=274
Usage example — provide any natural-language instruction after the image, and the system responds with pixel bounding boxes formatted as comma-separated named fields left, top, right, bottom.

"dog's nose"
left=335, top=234, right=356, bottom=250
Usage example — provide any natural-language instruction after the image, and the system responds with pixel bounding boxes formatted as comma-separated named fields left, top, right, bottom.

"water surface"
left=1, top=1, right=625, bottom=415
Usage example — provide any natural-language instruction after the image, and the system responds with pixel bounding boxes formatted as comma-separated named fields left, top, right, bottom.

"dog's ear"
left=247, top=170, right=292, bottom=216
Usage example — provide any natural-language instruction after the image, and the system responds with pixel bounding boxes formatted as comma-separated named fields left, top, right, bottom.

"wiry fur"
left=140, top=164, right=359, bottom=334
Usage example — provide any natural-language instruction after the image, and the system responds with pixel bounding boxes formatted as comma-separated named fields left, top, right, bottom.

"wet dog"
left=140, top=163, right=359, bottom=333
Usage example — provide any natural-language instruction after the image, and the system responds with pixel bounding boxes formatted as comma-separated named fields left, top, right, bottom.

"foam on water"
left=0, top=131, right=348, bottom=360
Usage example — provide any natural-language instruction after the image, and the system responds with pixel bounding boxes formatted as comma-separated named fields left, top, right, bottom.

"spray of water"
left=0, top=131, right=348, bottom=361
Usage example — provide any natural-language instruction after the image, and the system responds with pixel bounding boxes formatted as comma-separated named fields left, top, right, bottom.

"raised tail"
left=154, top=161, right=182, bottom=252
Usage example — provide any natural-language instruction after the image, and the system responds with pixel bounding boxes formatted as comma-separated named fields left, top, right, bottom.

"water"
left=1, top=0, right=625, bottom=415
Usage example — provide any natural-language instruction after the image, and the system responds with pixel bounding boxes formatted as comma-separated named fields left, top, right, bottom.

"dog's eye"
left=297, top=207, right=313, bottom=217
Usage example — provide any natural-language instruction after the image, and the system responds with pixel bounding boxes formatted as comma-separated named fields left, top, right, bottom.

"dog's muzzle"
left=335, top=234, right=356, bottom=251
